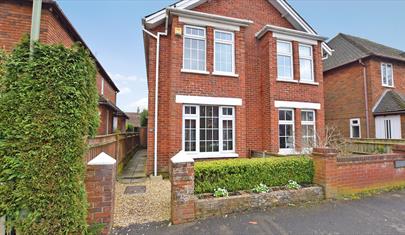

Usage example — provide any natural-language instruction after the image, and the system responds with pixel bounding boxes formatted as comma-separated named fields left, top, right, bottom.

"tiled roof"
left=373, top=90, right=405, bottom=115
left=126, top=112, right=141, bottom=127
left=324, top=33, right=405, bottom=71
left=99, top=96, right=129, bottom=119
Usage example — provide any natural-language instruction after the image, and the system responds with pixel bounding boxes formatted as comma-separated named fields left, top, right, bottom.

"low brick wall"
left=196, top=186, right=323, bottom=219
left=313, top=146, right=405, bottom=198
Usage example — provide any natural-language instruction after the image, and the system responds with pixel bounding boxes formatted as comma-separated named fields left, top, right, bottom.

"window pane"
left=352, top=126, right=360, bottom=138
left=200, top=106, right=220, bottom=152
left=215, top=43, right=233, bottom=72
left=184, top=35, right=205, bottom=71
left=277, top=55, right=292, bottom=79
left=215, top=31, right=232, bottom=41
left=299, top=45, right=311, bottom=57
left=300, top=58, right=313, bottom=81
left=277, top=41, right=291, bottom=54
left=285, top=111, right=293, bottom=121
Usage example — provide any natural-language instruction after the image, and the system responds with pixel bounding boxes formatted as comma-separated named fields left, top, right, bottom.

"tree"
left=140, top=109, right=148, bottom=127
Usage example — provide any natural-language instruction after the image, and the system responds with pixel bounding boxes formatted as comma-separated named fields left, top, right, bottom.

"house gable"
left=143, top=0, right=332, bottom=55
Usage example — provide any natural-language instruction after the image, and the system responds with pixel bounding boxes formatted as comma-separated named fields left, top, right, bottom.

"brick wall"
left=313, top=146, right=405, bottom=198
left=145, top=0, right=325, bottom=174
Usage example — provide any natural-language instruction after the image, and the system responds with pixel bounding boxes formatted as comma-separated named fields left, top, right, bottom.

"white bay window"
left=183, top=105, right=235, bottom=154
left=279, top=109, right=295, bottom=153
left=183, top=25, right=206, bottom=72
left=301, top=110, right=316, bottom=148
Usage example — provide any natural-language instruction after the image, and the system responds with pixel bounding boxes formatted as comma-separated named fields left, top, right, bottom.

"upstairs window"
left=214, top=30, right=235, bottom=74
left=299, top=44, right=314, bottom=82
left=277, top=40, right=293, bottom=80
left=183, top=25, right=206, bottom=72
left=381, top=63, right=393, bottom=87
left=350, top=118, right=361, bottom=138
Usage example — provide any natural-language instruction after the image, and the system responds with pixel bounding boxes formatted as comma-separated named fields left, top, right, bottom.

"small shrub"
left=252, top=183, right=269, bottom=193
left=286, top=180, right=301, bottom=190
left=195, top=157, right=313, bottom=194
left=213, top=188, right=229, bottom=197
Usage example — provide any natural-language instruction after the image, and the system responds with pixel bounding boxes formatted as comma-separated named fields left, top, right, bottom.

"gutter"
left=142, top=13, right=169, bottom=177
left=359, top=59, right=370, bottom=138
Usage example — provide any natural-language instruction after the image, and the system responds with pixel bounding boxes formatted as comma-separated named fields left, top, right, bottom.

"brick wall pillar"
left=85, top=152, right=116, bottom=234
left=312, top=147, right=338, bottom=199
left=170, top=153, right=196, bottom=224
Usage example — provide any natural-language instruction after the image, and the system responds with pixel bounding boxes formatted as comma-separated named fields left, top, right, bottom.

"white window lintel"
left=275, top=100, right=321, bottom=110
left=176, top=95, right=242, bottom=106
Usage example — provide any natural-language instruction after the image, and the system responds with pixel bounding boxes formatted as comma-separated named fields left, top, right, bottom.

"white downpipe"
left=142, top=12, right=168, bottom=176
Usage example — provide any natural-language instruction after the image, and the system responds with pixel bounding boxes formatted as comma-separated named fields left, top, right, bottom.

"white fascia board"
left=170, top=8, right=253, bottom=27
left=176, top=95, right=242, bottom=106
left=179, top=16, right=240, bottom=31
left=256, top=24, right=327, bottom=42
left=273, top=32, right=317, bottom=45
left=275, top=100, right=321, bottom=110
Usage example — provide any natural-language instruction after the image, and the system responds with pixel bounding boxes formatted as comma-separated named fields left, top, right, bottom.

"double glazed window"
left=183, top=26, right=206, bottom=71
left=277, top=40, right=293, bottom=80
left=299, top=44, right=314, bottom=82
left=214, top=30, right=235, bottom=73
left=278, top=109, right=294, bottom=150
left=301, top=110, right=316, bottom=148
left=381, top=63, right=393, bottom=87
left=183, top=105, right=235, bottom=153
left=350, top=118, right=361, bottom=138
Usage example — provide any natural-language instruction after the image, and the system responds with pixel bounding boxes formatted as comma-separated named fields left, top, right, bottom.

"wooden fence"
left=346, top=138, right=405, bottom=154
left=86, top=132, right=142, bottom=172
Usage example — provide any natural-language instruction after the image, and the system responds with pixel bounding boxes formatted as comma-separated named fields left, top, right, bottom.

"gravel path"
left=113, top=179, right=171, bottom=227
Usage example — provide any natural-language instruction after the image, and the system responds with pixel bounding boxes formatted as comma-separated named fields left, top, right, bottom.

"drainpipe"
left=359, top=59, right=370, bottom=138
left=30, top=0, right=43, bottom=54
left=142, top=12, right=169, bottom=176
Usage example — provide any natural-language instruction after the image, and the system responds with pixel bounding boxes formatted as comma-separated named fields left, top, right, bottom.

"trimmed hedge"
left=194, top=157, right=314, bottom=194
left=0, top=39, right=98, bottom=234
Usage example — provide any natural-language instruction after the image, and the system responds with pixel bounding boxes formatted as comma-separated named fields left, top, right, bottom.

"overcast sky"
left=56, top=0, right=405, bottom=112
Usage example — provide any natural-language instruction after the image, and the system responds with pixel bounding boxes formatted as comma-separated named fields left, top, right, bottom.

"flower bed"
left=195, top=186, right=324, bottom=219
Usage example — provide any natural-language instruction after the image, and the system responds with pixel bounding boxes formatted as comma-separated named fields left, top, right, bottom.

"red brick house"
left=324, top=33, right=405, bottom=139
left=142, top=0, right=332, bottom=175
left=0, top=0, right=128, bottom=135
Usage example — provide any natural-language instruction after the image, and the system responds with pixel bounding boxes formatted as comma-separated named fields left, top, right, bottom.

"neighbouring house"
left=324, top=33, right=405, bottom=139
left=142, top=0, right=332, bottom=175
left=126, top=112, right=141, bottom=129
left=0, top=0, right=128, bottom=135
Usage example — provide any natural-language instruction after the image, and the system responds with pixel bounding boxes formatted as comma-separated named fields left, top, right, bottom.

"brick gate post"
left=312, top=148, right=338, bottom=199
left=170, top=152, right=196, bottom=224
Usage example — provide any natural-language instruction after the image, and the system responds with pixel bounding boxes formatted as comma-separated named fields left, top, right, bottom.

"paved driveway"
left=111, top=190, right=405, bottom=235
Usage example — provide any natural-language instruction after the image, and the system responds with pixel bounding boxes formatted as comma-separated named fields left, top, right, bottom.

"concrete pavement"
left=111, top=189, right=405, bottom=235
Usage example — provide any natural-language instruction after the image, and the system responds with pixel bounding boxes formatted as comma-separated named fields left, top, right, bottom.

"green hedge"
left=0, top=39, right=99, bottom=234
left=194, top=157, right=314, bottom=194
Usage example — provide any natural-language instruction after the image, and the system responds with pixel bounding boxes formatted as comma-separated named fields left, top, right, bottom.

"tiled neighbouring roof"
left=324, top=33, right=405, bottom=71
left=99, top=96, right=129, bottom=119
left=373, top=90, right=405, bottom=115
left=126, top=112, right=141, bottom=127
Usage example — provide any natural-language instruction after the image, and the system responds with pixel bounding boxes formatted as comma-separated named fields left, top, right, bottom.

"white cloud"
left=127, top=97, right=148, bottom=112
left=119, top=87, right=131, bottom=95
left=110, top=73, right=143, bottom=82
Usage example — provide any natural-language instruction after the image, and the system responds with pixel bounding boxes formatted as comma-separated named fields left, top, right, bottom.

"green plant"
left=286, top=180, right=301, bottom=190
left=252, top=183, right=269, bottom=193
left=126, top=123, right=134, bottom=132
left=0, top=39, right=99, bottom=234
left=195, top=157, right=313, bottom=194
left=213, top=187, right=229, bottom=197
left=140, top=109, right=148, bottom=127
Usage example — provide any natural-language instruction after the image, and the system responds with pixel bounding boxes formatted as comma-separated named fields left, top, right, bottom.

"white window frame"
left=278, top=108, right=295, bottom=154
left=276, top=40, right=294, bottom=81
left=381, top=63, right=394, bottom=87
left=213, top=29, right=235, bottom=75
left=301, top=110, right=316, bottom=149
left=182, top=25, right=207, bottom=73
left=182, top=105, right=236, bottom=155
left=299, top=44, right=314, bottom=82
left=182, top=105, right=199, bottom=153
left=350, top=118, right=361, bottom=138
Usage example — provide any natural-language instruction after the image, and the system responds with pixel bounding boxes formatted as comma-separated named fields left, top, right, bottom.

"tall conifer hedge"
left=0, top=40, right=99, bottom=234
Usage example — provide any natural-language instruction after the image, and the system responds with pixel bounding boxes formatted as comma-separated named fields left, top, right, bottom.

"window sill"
left=212, top=71, right=239, bottom=78
left=299, top=81, right=319, bottom=86
left=181, top=69, right=210, bottom=75
left=278, top=149, right=297, bottom=155
left=276, top=79, right=298, bottom=83
left=185, top=152, right=239, bottom=159
left=382, top=85, right=394, bottom=88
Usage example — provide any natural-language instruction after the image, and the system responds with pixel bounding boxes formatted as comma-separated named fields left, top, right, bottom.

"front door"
left=375, top=115, right=401, bottom=139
